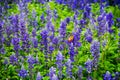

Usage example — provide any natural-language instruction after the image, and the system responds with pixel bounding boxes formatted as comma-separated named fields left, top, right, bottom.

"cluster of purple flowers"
left=36, top=72, right=42, bottom=80
left=0, top=21, right=5, bottom=54
left=85, top=59, right=93, bottom=74
left=85, top=29, right=93, bottom=43
left=18, top=65, right=28, bottom=78
left=55, top=0, right=106, bottom=10
left=27, top=54, right=36, bottom=68
left=9, top=54, right=18, bottom=65
left=91, top=41, right=100, bottom=69
left=49, top=67, right=58, bottom=80
left=65, top=59, right=73, bottom=78
left=0, top=0, right=119, bottom=80
left=56, top=51, right=64, bottom=79
left=12, top=35, right=20, bottom=57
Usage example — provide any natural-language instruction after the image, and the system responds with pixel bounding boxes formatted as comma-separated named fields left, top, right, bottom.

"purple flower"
left=27, top=55, right=36, bottom=68
left=90, top=41, right=100, bottom=57
left=22, top=0, right=31, bottom=3
left=106, top=13, right=113, bottom=22
left=4, top=58, right=8, bottom=65
left=113, top=72, right=120, bottom=80
left=116, top=18, right=120, bottom=22
left=106, top=13, right=114, bottom=33
left=38, top=0, right=45, bottom=4
left=48, top=43, right=54, bottom=54
left=65, top=59, right=73, bottom=78
left=46, top=6, right=52, bottom=21
left=52, top=37, right=59, bottom=45
left=97, top=15, right=103, bottom=22
left=97, top=13, right=108, bottom=36
left=36, top=72, right=42, bottom=80
left=56, top=0, right=63, bottom=4
left=12, top=36, right=20, bottom=52
left=0, top=47, right=5, bottom=54
left=90, top=41, right=100, bottom=68
left=87, top=76, right=92, bottom=80
left=85, top=29, right=93, bottom=43
left=68, top=43, right=75, bottom=62
left=72, top=28, right=81, bottom=47
left=49, top=34, right=54, bottom=41
left=59, top=20, right=67, bottom=38
left=18, top=66, right=28, bottom=78
left=40, top=13, right=45, bottom=22
left=103, top=71, right=112, bottom=80
left=83, top=11, right=89, bottom=19
left=40, top=29, right=48, bottom=40
left=51, top=74, right=59, bottom=80
left=73, top=32, right=80, bottom=43
left=59, top=44, right=64, bottom=51
left=32, top=20, right=38, bottom=28
left=84, top=4, right=91, bottom=18
left=49, top=67, right=57, bottom=80
left=78, top=66, right=83, bottom=79
left=9, top=15, right=19, bottom=35
left=53, top=9, right=58, bottom=20
left=56, top=51, right=64, bottom=61
left=32, top=28, right=37, bottom=37
left=80, top=19, right=86, bottom=28
left=102, top=40, right=107, bottom=47
left=9, top=54, right=18, bottom=65
left=5, top=26, right=13, bottom=39
left=32, top=10, right=36, bottom=18
left=66, top=17, right=70, bottom=24
left=32, top=37, right=38, bottom=48
left=116, top=18, right=120, bottom=28
left=85, top=59, right=92, bottom=73
left=40, top=29, right=49, bottom=62
left=21, top=33, right=30, bottom=52
left=56, top=51, right=64, bottom=79
left=86, top=36, right=93, bottom=43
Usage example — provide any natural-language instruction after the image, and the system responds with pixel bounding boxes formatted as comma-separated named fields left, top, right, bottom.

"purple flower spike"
left=36, top=72, right=42, bottom=80
left=9, top=54, right=18, bottom=65
left=113, top=72, right=120, bottom=80
left=49, top=67, right=58, bottom=80
left=0, top=47, right=5, bottom=54
left=65, top=59, right=73, bottom=78
left=69, top=43, right=75, bottom=62
left=32, top=28, right=37, bottom=37
left=52, top=37, right=59, bottom=45
left=56, top=51, right=64, bottom=79
left=51, top=74, right=59, bottom=80
left=85, top=29, right=93, bottom=43
left=90, top=41, right=100, bottom=57
left=103, top=71, right=112, bottom=80
left=48, top=43, right=54, bottom=54
left=85, top=59, right=92, bottom=73
left=66, top=17, right=70, bottom=24
left=27, top=54, right=36, bottom=68
left=59, top=20, right=67, bottom=38
left=90, top=41, right=100, bottom=68
left=78, top=66, right=83, bottom=79
left=116, top=18, right=120, bottom=22
left=12, top=35, right=20, bottom=52
left=18, top=65, right=28, bottom=78
left=56, top=51, right=64, bottom=61
left=32, top=37, right=38, bottom=48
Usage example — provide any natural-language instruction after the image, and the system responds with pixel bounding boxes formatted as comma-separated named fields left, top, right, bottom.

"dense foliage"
left=0, top=0, right=120, bottom=80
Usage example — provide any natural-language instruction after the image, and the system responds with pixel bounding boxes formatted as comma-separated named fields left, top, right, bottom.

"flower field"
left=0, top=0, right=120, bottom=80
